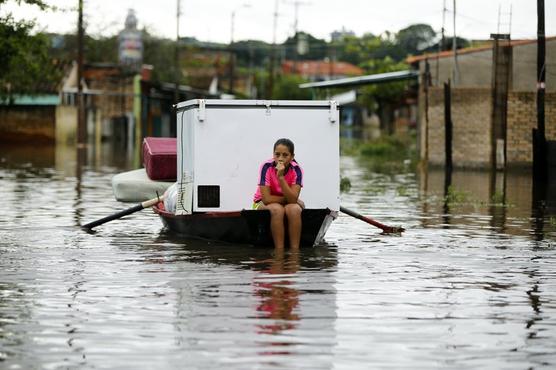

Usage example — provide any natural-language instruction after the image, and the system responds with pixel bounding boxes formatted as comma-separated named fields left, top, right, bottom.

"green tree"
left=233, top=39, right=271, bottom=67
left=333, top=33, right=381, bottom=65
left=396, top=24, right=436, bottom=57
left=0, top=0, right=49, bottom=7
left=0, top=15, right=60, bottom=101
left=358, top=56, right=412, bottom=133
left=143, top=32, right=183, bottom=83
left=48, top=33, right=118, bottom=64
left=271, top=74, right=312, bottom=100
left=427, top=36, right=470, bottom=53
left=282, top=32, right=328, bottom=61
left=0, top=0, right=60, bottom=101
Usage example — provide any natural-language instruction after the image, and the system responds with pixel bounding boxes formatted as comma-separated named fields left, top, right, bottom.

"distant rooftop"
left=406, top=36, right=556, bottom=64
left=282, top=60, right=363, bottom=77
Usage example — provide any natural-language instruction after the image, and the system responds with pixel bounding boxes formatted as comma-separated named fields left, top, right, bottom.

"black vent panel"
left=197, top=185, right=220, bottom=208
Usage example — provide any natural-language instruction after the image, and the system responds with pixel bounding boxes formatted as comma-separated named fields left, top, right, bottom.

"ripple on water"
left=0, top=150, right=555, bottom=369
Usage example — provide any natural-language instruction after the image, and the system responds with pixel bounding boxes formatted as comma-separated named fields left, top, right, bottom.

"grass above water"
left=339, top=133, right=516, bottom=209
left=340, top=133, right=418, bottom=174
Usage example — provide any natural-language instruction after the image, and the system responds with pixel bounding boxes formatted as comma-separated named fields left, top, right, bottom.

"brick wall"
left=422, top=87, right=492, bottom=167
left=507, top=91, right=556, bottom=165
left=0, top=106, right=56, bottom=143
left=420, top=88, right=556, bottom=168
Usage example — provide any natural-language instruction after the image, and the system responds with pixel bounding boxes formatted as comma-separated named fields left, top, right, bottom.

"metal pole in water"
left=534, top=0, right=547, bottom=183
left=77, top=0, right=86, bottom=146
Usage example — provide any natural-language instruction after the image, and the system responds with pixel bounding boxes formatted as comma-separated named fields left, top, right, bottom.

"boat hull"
left=153, top=204, right=337, bottom=247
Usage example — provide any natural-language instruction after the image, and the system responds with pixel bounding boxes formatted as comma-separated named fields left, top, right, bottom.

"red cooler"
left=142, top=137, right=177, bottom=180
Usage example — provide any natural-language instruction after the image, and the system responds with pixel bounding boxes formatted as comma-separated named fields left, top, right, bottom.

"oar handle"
left=340, top=206, right=404, bottom=233
left=82, top=195, right=164, bottom=230
left=82, top=204, right=143, bottom=229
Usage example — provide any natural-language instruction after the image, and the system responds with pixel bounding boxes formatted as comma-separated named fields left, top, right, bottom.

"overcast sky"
left=2, top=0, right=554, bottom=43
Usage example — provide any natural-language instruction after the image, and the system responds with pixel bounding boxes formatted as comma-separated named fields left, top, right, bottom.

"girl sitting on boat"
left=253, top=138, right=304, bottom=249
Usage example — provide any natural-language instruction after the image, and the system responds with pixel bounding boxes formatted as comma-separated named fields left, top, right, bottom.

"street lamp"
left=228, top=3, right=251, bottom=93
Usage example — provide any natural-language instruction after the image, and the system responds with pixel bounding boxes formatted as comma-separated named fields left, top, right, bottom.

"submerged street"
left=1, top=0, right=554, bottom=367
left=0, top=140, right=555, bottom=369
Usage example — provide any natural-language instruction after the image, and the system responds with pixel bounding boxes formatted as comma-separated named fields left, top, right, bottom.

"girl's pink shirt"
left=253, top=158, right=303, bottom=203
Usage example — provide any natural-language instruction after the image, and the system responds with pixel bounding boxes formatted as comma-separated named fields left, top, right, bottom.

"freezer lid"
left=175, top=99, right=337, bottom=112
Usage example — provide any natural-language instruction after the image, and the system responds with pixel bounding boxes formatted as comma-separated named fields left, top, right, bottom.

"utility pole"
left=533, top=0, right=547, bottom=182
left=174, top=0, right=181, bottom=106
left=424, top=58, right=431, bottom=163
left=444, top=80, right=453, bottom=212
left=267, top=0, right=279, bottom=98
left=77, top=0, right=86, bottom=146
left=287, top=0, right=311, bottom=38
left=436, top=0, right=447, bottom=86
left=229, top=10, right=236, bottom=93
left=452, top=0, right=459, bottom=85
left=285, top=0, right=311, bottom=71
left=228, top=3, right=250, bottom=94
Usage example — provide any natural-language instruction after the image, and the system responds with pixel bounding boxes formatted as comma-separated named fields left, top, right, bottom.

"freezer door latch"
left=329, top=101, right=338, bottom=123
left=197, top=99, right=206, bottom=122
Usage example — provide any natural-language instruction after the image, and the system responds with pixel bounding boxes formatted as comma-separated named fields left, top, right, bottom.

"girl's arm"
left=278, top=177, right=301, bottom=204
left=260, top=186, right=286, bottom=205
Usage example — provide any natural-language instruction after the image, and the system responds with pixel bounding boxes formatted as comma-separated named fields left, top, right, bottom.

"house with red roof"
left=282, top=60, right=363, bottom=82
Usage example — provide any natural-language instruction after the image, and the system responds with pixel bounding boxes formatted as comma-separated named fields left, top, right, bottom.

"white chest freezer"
left=175, top=99, right=339, bottom=214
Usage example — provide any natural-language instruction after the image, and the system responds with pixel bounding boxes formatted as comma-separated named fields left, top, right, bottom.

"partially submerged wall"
left=55, top=105, right=77, bottom=145
left=420, top=88, right=556, bottom=168
left=0, top=106, right=56, bottom=143
left=423, top=87, right=492, bottom=168
left=506, top=91, right=556, bottom=165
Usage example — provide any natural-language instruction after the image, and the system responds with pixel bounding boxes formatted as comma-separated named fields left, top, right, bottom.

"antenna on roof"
left=496, top=3, right=513, bottom=38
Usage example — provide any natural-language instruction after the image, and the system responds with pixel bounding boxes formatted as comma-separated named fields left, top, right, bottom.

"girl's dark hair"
left=273, top=138, right=295, bottom=154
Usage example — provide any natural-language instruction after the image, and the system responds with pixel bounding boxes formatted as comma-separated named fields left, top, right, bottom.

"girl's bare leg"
left=260, top=203, right=286, bottom=248
left=285, top=203, right=302, bottom=249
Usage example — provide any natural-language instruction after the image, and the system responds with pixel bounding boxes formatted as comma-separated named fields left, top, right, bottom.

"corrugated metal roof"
left=299, top=70, right=418, bottom=89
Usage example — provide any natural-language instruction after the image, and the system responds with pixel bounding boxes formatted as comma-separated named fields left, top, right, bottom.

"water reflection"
left=0, top=281, right=32, bottom=362
left=418, top=166, right=556, bottom=239
left=1, top=138, right=556, bottom=369
left=253, top=249, right=300, bottom=337
left=0, top=143, right=55, bottom=169
left=102, top=233, right=340, bottom=368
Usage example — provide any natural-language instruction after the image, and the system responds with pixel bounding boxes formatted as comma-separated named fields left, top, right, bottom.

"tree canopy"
left=0, top=0, right=50, bottom=9
left=0, top=0, right=60, bottom=101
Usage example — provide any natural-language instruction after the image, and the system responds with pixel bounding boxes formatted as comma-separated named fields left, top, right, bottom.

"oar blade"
left=340, top=206, right=404, bottom=234
left=381, top=225, right=405, bottom=234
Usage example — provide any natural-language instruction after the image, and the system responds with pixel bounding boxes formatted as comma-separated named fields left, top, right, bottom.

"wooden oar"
left=82, top=195, right=163, bottom=230
left=340, top=206, right=404, bottom=234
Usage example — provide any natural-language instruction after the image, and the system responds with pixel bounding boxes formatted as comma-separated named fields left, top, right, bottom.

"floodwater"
left=0, top=140, right=555, bottom=369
